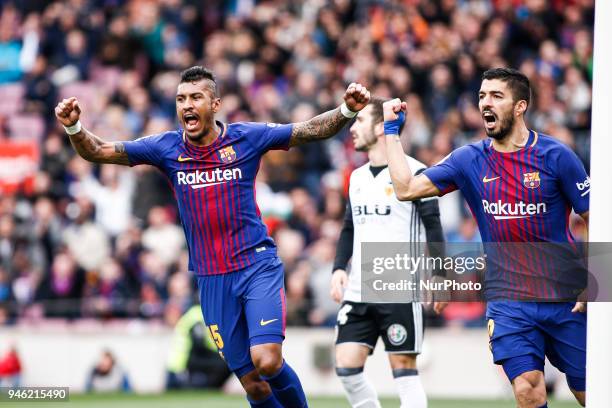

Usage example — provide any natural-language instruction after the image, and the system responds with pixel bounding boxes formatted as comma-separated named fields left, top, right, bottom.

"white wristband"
left=63, top=120, right=82, bottom=135
left=340, top=102, right=358, bottom=118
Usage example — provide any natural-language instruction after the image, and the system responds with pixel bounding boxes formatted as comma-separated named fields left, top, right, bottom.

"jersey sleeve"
left=422, top=150, right=462, bottom=196
left=123, top=133, right=165, bottom=167
left=242, top=122, right=293, bottom=153
left=555, top=145, right=590, bottom=214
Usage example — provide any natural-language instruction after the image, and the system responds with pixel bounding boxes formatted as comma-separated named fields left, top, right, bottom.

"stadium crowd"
left=0, top=0, right=593, bottom=328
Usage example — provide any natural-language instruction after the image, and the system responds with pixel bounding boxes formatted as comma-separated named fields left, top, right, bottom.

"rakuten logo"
left=177, top=168, right=243, bottom=189
left=482, top=199, right=547, bottom=220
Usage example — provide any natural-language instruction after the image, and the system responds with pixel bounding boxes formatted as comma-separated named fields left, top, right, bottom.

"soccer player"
left=330, top=97, right=446, bottom=408
left=383, top=68, right=588, bottom=408
left=54, top=66, right=371, bottom=408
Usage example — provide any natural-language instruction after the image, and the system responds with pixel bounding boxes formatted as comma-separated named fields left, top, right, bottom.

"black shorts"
left=335, top=301, right=424, bottom=354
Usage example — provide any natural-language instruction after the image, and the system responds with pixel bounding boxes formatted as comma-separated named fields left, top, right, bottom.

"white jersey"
left=344, top=156, right=429, bottom=302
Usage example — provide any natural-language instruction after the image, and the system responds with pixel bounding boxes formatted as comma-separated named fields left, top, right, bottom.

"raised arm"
left=383, top=98, right=440, bottom=201
left=288, top=83, right=370, bottom=147
left=55, top=97, right=130, bottom=165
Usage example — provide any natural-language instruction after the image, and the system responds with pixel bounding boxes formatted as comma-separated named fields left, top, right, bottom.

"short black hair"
left=482, top=68, right=531, bottom=108
left=368, top=96, right=405, bottom=133
left=179, top=66, right=218, bottom=96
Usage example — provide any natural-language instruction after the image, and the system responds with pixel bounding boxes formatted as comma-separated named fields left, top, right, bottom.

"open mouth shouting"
left=482, top=110, right=497, bottom=130
left=183, top=112, right=200, bottom=132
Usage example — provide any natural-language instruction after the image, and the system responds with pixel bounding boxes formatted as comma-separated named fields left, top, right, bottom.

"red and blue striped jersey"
left=423, top=130, right=590, bottom=300
left=123, top=121, right=292, bottom=276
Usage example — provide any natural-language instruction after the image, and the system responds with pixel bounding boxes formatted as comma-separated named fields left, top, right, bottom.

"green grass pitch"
left=1, top=391, right=580, bottom=407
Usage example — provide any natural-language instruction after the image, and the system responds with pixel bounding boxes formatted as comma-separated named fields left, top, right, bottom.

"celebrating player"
left=55, top=66, right=370, bottom=408
left=384, top=68, right=588, bottom=408
left=330, top=97, right=446, bottom=408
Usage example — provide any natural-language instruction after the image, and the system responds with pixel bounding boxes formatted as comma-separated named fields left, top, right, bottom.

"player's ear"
left=374, top=122, right=384, bottom=138
left=515, top=100, right=527, bottom=116
left=212, top=97, right=221, bottom=113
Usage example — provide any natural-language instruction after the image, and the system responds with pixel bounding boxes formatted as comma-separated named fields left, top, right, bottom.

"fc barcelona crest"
left=219, top=146, right=237, bottom=163
left=523, top=171, right=540, bottom=189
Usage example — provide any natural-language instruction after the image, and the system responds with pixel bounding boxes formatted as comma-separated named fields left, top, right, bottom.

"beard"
left=485, top=112, right=515, bottom=140
left=185, top=129, right=206, bottom=141
left=355, top=142, right=369, bottom=152
left=354, top=130, right=377, bottom=152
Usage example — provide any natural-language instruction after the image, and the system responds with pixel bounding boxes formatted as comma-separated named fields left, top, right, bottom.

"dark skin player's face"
left=175, top=80, right=221, bottom=142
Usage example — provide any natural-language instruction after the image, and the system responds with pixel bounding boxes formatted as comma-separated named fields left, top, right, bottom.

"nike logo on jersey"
left=177, top=154, right=194, bottom=162
left=482, top=175, right=500, bottom=183
left=260, top=318, right=278, bottom=326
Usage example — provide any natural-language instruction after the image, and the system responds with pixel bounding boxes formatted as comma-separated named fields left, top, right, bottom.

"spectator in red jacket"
left=0, top=345, right=21, bottom=387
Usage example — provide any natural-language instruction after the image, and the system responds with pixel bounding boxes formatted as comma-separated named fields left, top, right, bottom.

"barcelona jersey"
left=123, top=121, right=292, bottom=276
left=423, top=130, right=590, bottom=300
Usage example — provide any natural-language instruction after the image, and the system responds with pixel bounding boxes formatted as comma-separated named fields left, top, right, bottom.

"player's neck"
left=368, top=139, right=388, bottom=166
left=491, top=125, right=530, bottom=153
left=186, top=122, right=221, bottom=147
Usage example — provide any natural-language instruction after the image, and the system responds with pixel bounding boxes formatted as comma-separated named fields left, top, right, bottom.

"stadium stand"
left=0, top=0, right=592, bottom=329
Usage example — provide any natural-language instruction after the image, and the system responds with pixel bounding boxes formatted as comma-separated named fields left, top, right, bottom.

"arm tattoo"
left=289, top=107, right=352, bottom=147
left=68, top=129, right=103, bottom=161
left=67, top=128, right=129, bottom=165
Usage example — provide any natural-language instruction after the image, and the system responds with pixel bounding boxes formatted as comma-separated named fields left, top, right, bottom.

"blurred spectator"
left=426, top=64, right=457, bottom=124
left=35, top=250, right=84, bottom=318
left=0, top=7, right=22, bottom=83
left=80, top=164, right=135, bottom=238
left=306, top=237, right=337, bottom=327
left=31, top=196, right=63, bottom=266
left=82, top=259, right=133, bottom=318
left=447, top=217, right=481, bottom=244
left=166, top=305, right=231, bottom=389
left=0, top=214, right=16, bottom=273
left=164, top=271, right=192, bottom=322
left=97, top=14, right=141, bottom=69
left=275, top=227, right=305, bottom=274
left=62, top=196, right=110, bottom=271
left=59, top=29, right=90, bottom=81
left=24, top=56, right=57, bottom=119
left=0, top=267, right=14, bottom=304
left=141, top=206, right=185, bottom=268
left=138, top=250, right=169, bottom=319
left=285, top=258, right=311, bottom=326
left=441, top=302, right=486, bottom=328
left=0, top=345, right=21, bottom=387
left=86, top=349, right=131, bottom=393
left=0, top=266, right=15, bottom=323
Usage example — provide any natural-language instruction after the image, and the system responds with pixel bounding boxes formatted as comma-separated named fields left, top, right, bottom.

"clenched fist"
left=55, top=97, right=82, bottom=127
left=343, top=83, right=371, bottom=112
left=382, top=98, right=407, bottom=122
